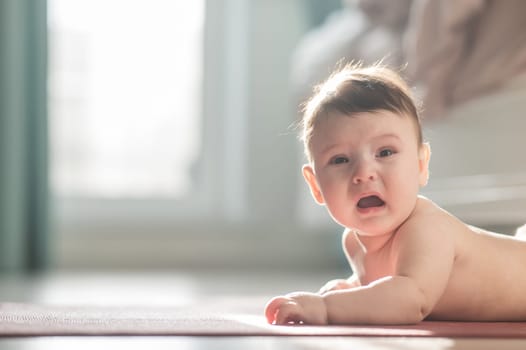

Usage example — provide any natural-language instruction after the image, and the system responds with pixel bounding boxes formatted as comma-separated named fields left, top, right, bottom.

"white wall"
left=422, top=75, right=526, bottom=229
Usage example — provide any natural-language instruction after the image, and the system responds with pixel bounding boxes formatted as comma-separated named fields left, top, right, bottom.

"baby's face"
left=303, top=110, right=428, bottom=236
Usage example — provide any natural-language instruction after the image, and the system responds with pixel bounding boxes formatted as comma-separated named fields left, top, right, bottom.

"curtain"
left=0, top=0, right=48, bottom=271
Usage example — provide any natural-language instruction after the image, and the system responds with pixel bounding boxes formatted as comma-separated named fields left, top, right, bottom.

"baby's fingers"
left=265, top=296, right=288, bottom=324
left=265, top=296, right=304, bottom=325
left=274, top=302, right=305, bottom=325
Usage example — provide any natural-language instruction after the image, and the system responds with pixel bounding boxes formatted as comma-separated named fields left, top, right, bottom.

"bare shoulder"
left=413, top=197, right=525, bottom=244
left=394, top=196, right=524, bottom=256
left=412, top=195, right=450, bottom=218
left=393, top=196, right=462, bottom=246
left=398, top=196, right=445, bottom=231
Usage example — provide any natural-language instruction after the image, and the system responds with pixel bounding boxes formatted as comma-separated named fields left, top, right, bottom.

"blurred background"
left=1, top=0, right=526, bottom=278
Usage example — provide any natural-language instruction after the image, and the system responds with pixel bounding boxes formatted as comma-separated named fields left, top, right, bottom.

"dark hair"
left=301, top=63, right=423, bottom=161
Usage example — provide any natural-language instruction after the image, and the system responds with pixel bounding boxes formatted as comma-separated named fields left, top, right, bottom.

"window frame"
left=52, top=0, right=251, bottom=232
left=52, top=0, right=339, bottom=271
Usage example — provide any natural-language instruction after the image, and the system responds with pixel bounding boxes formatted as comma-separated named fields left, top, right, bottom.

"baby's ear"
left=302, top=164, right=325, bottom=205
left=418, top=142, right=431, bottom=187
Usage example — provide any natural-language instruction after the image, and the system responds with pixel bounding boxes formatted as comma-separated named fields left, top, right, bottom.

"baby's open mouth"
left=357, top=195, right=385, bottom=209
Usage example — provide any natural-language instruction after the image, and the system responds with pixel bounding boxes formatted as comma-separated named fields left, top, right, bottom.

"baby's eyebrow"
left=319, top=143, right=340, bottom=156
left=373, top=132, right=400, bottom=139
left=315, top=133, right=403, bottom=159
left=373, top=133, right=402, bottom=142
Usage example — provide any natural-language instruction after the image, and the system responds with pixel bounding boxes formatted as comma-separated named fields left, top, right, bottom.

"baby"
left=265, top=64, right=526, bottom=325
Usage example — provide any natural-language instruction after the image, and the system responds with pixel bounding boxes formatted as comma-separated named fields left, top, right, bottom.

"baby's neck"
left=352, top=229, right=397, bottom=254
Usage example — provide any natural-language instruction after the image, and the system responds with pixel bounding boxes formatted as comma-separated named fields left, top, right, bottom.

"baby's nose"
left=352, top=161, right=376, bottom=184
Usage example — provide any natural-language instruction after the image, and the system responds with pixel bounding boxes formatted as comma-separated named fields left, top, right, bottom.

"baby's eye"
left=330, top=156, right=349, bottom=165
left=377, top=148, right=394, bottom=158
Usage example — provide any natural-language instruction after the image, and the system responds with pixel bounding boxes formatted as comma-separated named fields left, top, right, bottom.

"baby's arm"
left=318, top=229, right=362, bottom=294
left=266, top=275, right=431, bottom=325
left=318, top=274, right=360, bottom=294
left=265, top=220, right=456, bottom=325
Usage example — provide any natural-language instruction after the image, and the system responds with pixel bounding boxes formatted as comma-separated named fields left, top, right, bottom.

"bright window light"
left=48, top=0, right=204, bottom=198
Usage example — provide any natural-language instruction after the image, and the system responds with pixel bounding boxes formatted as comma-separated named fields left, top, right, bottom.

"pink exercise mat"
left=1, top=301, right=526, bottom=337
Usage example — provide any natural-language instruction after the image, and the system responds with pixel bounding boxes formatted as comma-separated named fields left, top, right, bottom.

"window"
left=48, top=0, right=204, bottom=199
left=48, top=0, right=337, bottom=270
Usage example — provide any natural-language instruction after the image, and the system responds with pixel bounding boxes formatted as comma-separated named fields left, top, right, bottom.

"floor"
left=0, top=270, right=525, bottom=349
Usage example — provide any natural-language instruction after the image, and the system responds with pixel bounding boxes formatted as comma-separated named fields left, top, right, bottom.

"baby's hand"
left=264, top=292, right=328, bottom=325
left=318, top=278, right=354, bottom=295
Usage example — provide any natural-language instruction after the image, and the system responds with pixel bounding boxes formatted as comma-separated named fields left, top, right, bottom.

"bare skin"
left=265, top=110, right=526, bottom=325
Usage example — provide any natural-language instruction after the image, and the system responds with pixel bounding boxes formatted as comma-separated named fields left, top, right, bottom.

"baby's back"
left=430, top=220, right=526, bottom=321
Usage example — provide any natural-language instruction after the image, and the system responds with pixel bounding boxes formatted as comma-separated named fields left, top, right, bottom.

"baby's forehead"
left=313, top=109, right=410, bottom=129
left=305, top=109, right=420, bottom=155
